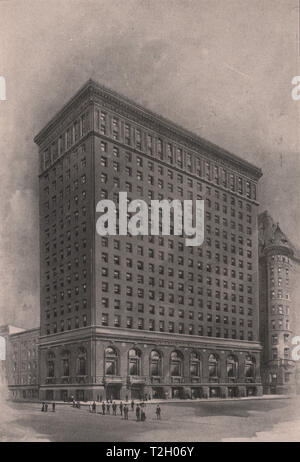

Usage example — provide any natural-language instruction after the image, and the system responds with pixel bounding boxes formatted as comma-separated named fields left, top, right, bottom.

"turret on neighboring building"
left=259, top=211, right=300, bottom=394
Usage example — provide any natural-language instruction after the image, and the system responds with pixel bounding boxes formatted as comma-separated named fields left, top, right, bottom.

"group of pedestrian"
left=41, top=397, right=162, bottom=421
left=88, top=399, right=161, bottom=422
left=135, top=404, right=146, bottom=422
left=72, top=399, right=81, bottom=408
left=41, top=402, right=56, bottom=412
left=89, top=401, right=97, bottom=413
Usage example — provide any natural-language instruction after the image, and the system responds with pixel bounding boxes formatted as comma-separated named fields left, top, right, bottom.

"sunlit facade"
left=4, top=80, right=264, bottom=401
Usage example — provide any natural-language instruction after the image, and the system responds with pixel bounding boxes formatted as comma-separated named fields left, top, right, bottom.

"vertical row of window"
left=42, top=143, right=90, bottom=335
left=42, top=111, right=90, bottom=170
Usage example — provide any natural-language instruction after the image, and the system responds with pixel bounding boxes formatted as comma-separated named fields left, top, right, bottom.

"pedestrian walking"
left=156, top=405, right=161, bottom=420
left=92, top=401, right=96, bottom=413
left=112, top=401, right=117, bottom=416
left=52, top=402, right=56, bottom=412
left=119, top=401, right=123, bottom=416
left=131, top=400, right=134, bottom=411
left=141, top=409, right=146, bottom=422
left=45, top=403, right=48, bottom=412
left=89, top=403, right=92, bottom=413
left=102, top=402, right=105, bottom=415
left=41, top=402, right=45, bottom=412
left=136, top=404, right=140, bottom=421
left=106, top=402, right=110, bottom=415
left=124, top=404, right=129, bottom=420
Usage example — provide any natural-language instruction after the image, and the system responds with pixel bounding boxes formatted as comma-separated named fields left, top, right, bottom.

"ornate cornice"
left=38, top=325, right=262, bottom=352
left=34, top=79, right=262, bottom=180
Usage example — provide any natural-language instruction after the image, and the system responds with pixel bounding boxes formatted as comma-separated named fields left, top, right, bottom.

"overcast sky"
left=0, top=0, right=299, bottom=328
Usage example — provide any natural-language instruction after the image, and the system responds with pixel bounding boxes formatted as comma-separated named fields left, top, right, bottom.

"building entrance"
left=152, top=387, right=165, bottom=399
left=228, top=387, right=238, bottom=398
left=46, top=390, right=54, bottom=400
left=246, top=386, right=256, bottom=396
left=60, top=390, right=68, bottom=401
left=209, top=387, right=220, bottom=398
left=76, top=390, right=85, bottom=401
left=130, top=384, right=144, bottom=400
left=172, top=387, right=184, bottom=399
left=106, top=384, right=121, bottom=401
left=191, top=387, right=203, bottom=399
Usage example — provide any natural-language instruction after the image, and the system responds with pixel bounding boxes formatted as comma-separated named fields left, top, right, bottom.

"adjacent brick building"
left=0, top=325, right=39, bottom=400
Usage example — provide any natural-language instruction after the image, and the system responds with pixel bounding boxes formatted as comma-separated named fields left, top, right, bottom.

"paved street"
left=0, top=397, right=299, bottom=442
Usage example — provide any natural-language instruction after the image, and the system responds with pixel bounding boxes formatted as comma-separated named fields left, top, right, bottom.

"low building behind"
left=0, top=325, right=39, bottom=400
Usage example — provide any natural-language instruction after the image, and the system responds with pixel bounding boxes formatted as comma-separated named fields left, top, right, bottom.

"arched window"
left=150, top=350, right=162, bottom=377
left=245, top=355, right=255, bottom=378
left=61, top=350, right=70, bottom=377
left=170, top=351, right=183, bottom=377
left=128, top=348, right=141, bottom=376
left=105, top=347, right=119, bottom=376
left=227, top=355, right=238, bottom=378
left=208, top=353, right=219, bottom=378
left=190, top=352, right=201, bottom=377
left=77, top=347, right=87, bottom=376
left=47, top=351, right=55, bottom=378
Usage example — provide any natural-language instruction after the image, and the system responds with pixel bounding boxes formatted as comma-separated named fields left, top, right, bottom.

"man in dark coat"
left=102, top=401, right=106, bottom=415
left=119, top=401, right=123, bottom=416
left=136, top=404, right=140, bottom=421
left=106, top=402, right=110, bottom=414
left=156, top=405, right=161, bottom=420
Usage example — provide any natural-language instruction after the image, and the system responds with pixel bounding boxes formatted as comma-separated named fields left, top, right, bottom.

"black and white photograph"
left=0, top=0, right=300, bottom=444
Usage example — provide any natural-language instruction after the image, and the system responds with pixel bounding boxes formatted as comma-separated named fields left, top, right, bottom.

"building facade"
left=0, top=325, right=24, bottom=391
left=0, top=325, right=39, bottom=400
left=259, top=211, right=300, bottom=394
left=2, top=79, right=264, bottom=401
left=33, top=79, right=263, bottom=401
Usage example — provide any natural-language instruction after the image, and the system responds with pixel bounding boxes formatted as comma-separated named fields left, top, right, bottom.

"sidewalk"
left=11, top=394, right=291, bottom=406
left=77, top=394, right=291, bottom=406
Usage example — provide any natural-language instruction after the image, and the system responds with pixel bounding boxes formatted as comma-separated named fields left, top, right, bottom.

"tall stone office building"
left=34, top=80, right=263, bottom=401
left=259, top=211, right=300, bottom=394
